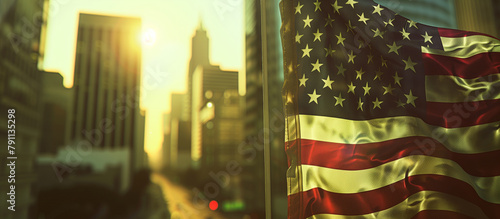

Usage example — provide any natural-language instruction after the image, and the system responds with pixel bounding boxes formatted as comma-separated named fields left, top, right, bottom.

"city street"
left=152, top=173, right=228, bottom=219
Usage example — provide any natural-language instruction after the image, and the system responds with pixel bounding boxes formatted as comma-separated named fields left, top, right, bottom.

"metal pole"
left=259, top=0, right=272, bottom=218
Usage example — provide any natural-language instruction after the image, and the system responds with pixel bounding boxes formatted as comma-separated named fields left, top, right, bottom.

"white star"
left=348, top=51, right=357, bottom=64
left=314, top=0, right=322, bottom=11
left=299, top=74, right=308, bottom=87
left=332, top=0, right=343, bottom=14
left=373, top=98, right=383, bottom=109
left=336, top=32, right=346, bottom=46
left=347, top=82, right=356, bottom=94
left=303, top=15, right=313, bottom=28
left=400, top=28, right=411, bottom=40
left=384, top=18, right=394, bottom=27
left=308, top=89, right=321, bottom=104
left=302, top=44, right=312, bottom=58
left=372, top=4, right=384, bottom=16
left=422, top=31, right=433, bottom=44
left=357, top=98, right=364, bottom=111
left=408, top=20, right=418, bottom=29
left=346, top=0, right=358, bottom=8
left=403, top=56, right=417, bottom=73
left=311, top=59, right=323, bottom=73
left=295, top=2, right=304, bottom=14
left=387, top=42, right=402, bottom=55
left=337, top=63, right=346, bottom=76
left=405, top=90, right=418, bottom=107
left=322, top=76, right=334, bottom=89
left=334, top=93, right=346, bottom=107
left=372, top=28, right=385, bottom=38
left=295, top=32, right=303, bottom=43
left=363, top=82, right=371, bottom=96
left=313, top=29, right=323, bottom=42
left=358, top=13, right=370, bottom=25
left=355, top=67, right=365, bottom=80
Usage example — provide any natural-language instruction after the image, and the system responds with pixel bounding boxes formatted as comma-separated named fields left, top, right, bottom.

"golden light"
left=142, top=28, right=156, bottom=46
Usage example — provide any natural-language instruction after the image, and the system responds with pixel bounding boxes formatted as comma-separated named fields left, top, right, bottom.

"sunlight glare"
left=142, top=28, right=157, bottom=46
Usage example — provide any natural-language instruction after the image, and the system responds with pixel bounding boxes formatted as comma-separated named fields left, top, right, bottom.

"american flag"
left=280, top=0, right=500, bottom=218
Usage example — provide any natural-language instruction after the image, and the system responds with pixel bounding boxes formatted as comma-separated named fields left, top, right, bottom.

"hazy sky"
left=43, top=0, right=244, bottom=165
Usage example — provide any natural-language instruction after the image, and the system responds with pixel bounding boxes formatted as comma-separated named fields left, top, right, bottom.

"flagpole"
left=259, top=0, right=272, bottom=218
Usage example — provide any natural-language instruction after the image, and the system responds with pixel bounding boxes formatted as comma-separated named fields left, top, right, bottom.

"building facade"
left=67, top=13, right=146, bottom=189
left=191, top=65, right=241, bottom=169
left=165, top=92, right=192, bottom=172
left=454, top=0, right=498, bottom=37
left=39, top=71, right=72, bottom=154
left=244, top=0, right=287, bottom=217
left=0, top=0, right=48, bottom=218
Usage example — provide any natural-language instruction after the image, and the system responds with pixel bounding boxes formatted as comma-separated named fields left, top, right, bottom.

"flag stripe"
left=299, top=160, right=500, bottom=203
left=295, top=114, right=500, bottom=154
left=422, top=52, right=500, bottom=79
left=425, top=99, right=500, bottom=128
left=299, top=139, right=500, bottom=177
left=422, top=35, right=500, bottom=59
left=307, top=211, right=477, bottom=219
left=297, top=179, right=497, bottom=218
left=438, top=28, right=500, bottom=40
left=412, top=211, right=476, bottom=219
left=425, top=74, right=500, bottom=103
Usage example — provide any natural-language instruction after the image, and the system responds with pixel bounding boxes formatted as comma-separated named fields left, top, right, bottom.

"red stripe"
left=412, top=211, right=475, bottom=219
left=422, top=52, right=500, bottom=79
left=438, top=28, right=500, bottom=40
left=300, top=139, right=500, bottom=177
left=293, top=175, right=500, bottom=218
left=425, top=100, right=500, bottom=128
left=289, top=191, right=302, bottom=219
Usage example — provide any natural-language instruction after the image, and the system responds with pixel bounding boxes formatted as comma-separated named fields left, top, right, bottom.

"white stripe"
left=425, top=74, right=500, bottom=102
left=296, top=156, right=500, bottom=204
left=306, top=191, right=488, bottom=219
left=295, top=114, right=500, bottom=154
left=422, top=35, right=500, bottom=59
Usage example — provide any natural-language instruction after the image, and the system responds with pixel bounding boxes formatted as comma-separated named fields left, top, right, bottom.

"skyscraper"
left=0, top=0, right=48, bottom=218
left=191, top=65, right=240, bottom=169
left=68, top=13, right=146, bottom=181
left=454, top=0, right=498, bottom=37
left=244, top=0, right=287, bottom=217
left=187, top=22, right=211, bottom=121
left=187, top=24, right=242, bottom=169
left=39, top=71, right=72, bottom=154
left=166, top=92, right=192, bottom=171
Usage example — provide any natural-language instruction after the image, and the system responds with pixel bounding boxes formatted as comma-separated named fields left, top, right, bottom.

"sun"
left=142, top=28, right=157, bottom=46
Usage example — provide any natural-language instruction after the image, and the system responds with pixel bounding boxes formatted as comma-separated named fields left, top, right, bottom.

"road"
left=152, top=173, right=228, bottom=219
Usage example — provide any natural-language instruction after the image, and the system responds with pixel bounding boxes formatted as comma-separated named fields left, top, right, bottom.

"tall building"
left=375, top=0, right=457, bottom=28
left=67, top=13, right=146, bottom=188
left=187, top=23, right=243, bottom=169
left=454, top=0, right=498, bottom=37
left=191, top=65, right=240, bottom=169
left=188, top=41, right=244, bottom=214
left=186, top=22, right=211, bottom=121
left=167, top=93, right=191, bottom=171
left=245, top=0, right=287, bottom=217
left=492, top=1, right=500, bottom=36
left=39, top=71, right=72, bottom=154
left=0, top=0, right=48, bottom=218
left=169, top=23, right=243, bottom=171
left=165, top=24, right=245, bottom=214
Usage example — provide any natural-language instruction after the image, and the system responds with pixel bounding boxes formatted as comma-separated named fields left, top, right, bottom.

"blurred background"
left=0, top=0, right=498, bottom=218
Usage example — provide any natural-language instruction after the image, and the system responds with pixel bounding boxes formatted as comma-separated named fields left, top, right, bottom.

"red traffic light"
left=209, top=200, right=218, bottom=211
